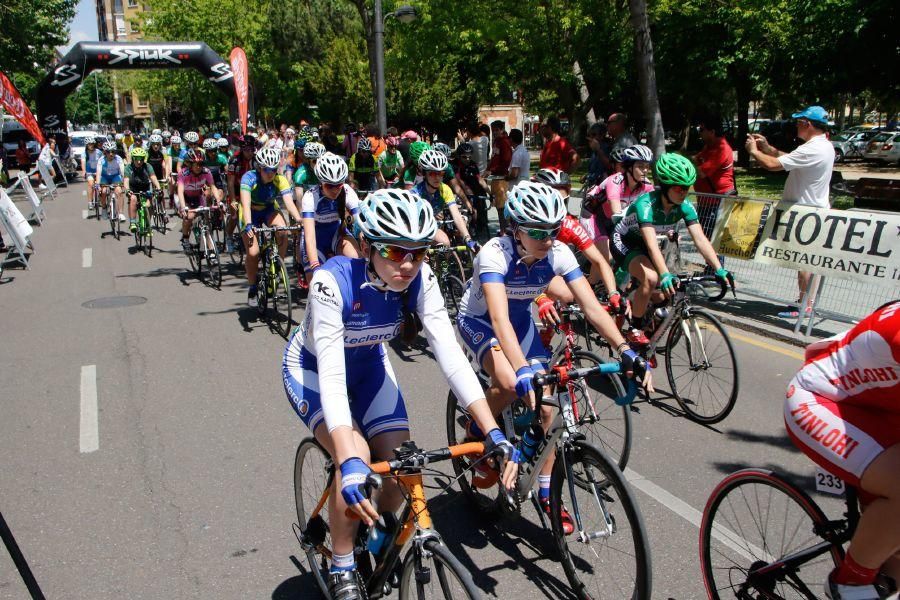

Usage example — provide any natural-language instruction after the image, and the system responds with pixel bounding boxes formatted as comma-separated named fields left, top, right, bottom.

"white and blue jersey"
left=300, top=185, right=361, bottom=271
left=85, top=148, right=103, bottom=174
left=97, top=155, right=124, bottom=184
left=283, top=256, right=483, bottom=439
left=456, top=235, right=583, bottom=368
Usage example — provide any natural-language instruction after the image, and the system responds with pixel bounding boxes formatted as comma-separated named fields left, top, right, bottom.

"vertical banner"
left=0, top=71, right=46, bottom=146
left=711, top=197, right=771, bottom=259
left=229, top=47, right=249, bottom=135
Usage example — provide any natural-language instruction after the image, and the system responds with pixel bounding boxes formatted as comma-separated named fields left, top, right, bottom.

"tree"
left=0, top=0, right=78, bottom=73
left=65, top=72, right=115, bottom=126
left=628, top=0, right=665, bottom=155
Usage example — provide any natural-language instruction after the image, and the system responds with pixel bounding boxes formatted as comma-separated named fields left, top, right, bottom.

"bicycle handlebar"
left=533, top=361, right=637, bottom=407
left=427, top=245, right=468, bottom=254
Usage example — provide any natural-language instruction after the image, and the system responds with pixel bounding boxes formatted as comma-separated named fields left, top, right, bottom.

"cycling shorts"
left=250, top=205, right=278, bottom=227
left=282, top=345, right=408, bottom=439
left=99, top=175, right=123, bottom=186
left=456, top=310, right=549, bottom=371
left=784, top=377, right=900, bottom=498
left=610, top=231, right=647, bottom=272
left=579, top=213, right=611, bottom=243
left=183, top=195, right=207, bottom=210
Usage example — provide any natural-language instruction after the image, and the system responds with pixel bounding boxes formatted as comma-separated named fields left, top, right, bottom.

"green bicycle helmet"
left=130, top=147, right=148, bottom=161
left=408, top=141, right=432, bottom=165
left=653, top=153, right=696, bottom=187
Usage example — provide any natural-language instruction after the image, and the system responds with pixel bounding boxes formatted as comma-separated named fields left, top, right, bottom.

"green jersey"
left=377, top=150, right=404, bottom=179
left=293, top=163, right=318, bottom=187
left=612, top=190, right=699, bottom=248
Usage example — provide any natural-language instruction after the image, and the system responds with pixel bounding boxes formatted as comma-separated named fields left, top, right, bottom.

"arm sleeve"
left=308, top=270, right=353, bottom=432
left=301, top=189, right=315, bottom=217
left=416, top=265, right=485, bottom=408
left=344, top=187, right=360, bottom=215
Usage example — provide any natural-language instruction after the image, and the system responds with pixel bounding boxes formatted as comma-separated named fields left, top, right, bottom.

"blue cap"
left=791, top=106, right=828, bottom=124
left=213, top=133, right=222, bottom=139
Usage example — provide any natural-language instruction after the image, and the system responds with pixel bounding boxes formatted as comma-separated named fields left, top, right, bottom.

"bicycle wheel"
left=700, top=469, right=842, bottom=600
left=665, top=309, right=739, bottom=424
left=445, top=390, right=506, bottom=514
left=293, top=437, right=334, bottom=600
left=443, top=275, right=466, bottom=318
left=551, top=441, right=651, bottom=600
left=551, top=350, right=632, bottom=470
left=399, top=538, right=481, bottom=600
left=256, top=267, right=269, bottom=317
left=204, top=234, right=222, bottom=289
left=186, top=239, right=199, bottom=275
left=146, top=221, right=153, bottom=258
left=270, top=254, right=293, bottom=338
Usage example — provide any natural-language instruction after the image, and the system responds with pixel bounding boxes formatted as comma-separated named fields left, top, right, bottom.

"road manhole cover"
left=82, top=296, right=148, bottom=309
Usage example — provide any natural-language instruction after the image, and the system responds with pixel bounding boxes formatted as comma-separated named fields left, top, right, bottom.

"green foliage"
left=65, top=73, right=115, bottom=126
left=0, top=0, right=78, bottom=73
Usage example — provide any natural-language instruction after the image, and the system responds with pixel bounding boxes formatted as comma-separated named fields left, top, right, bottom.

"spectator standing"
left=604, top=113, right=637, bottom=171
left=16, top=140, right=32, bottom=180
left=341, top=123, right=360, bottom=159
left=745, top=105, right=835, bottom=318
left=693, top=115, right=736, bottom=269
left=585, top=121, right=610, bottom=186
left=319, top=124, right=341, bottom=155
left=538, top=116, right=579, bottom=173
left=398, top=129, right=418, bottom=165
left=38, top=138, right=57, bottom=188
left=507, top=128, right=530, bottom=186
left=488, top=120, right=513, bottom=231
left=466, top=122, right=489, bottom=176
left=367, top=124, right=387, bottom=159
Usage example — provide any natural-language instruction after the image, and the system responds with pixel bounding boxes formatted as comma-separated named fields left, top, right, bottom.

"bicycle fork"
left=561, top=443, right=616, bottom=545
left=679, top=314, right=711, bottom=369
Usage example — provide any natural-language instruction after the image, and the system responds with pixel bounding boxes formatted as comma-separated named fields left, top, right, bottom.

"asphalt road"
left=0, top=182, right=846, bottom=599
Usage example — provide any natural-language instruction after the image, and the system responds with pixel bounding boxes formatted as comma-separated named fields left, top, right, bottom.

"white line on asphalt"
left=82, top=209, right=89, bottom=219
left=82, top=190, right=87, bottom=196
left=79, top=365, right=99, bottom=453
left=82, top=248, right=92, bottom=268
left=624, top=468, right=771, bottom=563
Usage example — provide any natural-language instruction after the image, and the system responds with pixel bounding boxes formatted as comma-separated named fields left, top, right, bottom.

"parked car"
left=831, top=130, right=879, bottom=162
left=863, top=131, right=899, bottom=162
left=871, top=133, right=900, bottom=165
left=70, top=130, right=103, bottom=172
left=0, top=118, right=40, bottom=168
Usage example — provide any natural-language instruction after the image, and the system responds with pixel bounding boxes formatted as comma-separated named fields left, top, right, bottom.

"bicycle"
left=426, top=245, right=468, bottom=317
left=699, top=467, right=898, bottom=599
left=539, top=303, right=633, bottom=469
left=252, top=225, right=299, bottom=338
left=96, top=184, right=122, bottom=240
left=152, top=184, right=168, bottom=234
left=224, top=201, right=245, bottom=265
left=617, top=274, right=739, bottom=424
left=447, top=363, right=652, bottom=599
left=294, top=438, right=489, bottom=599
left=131, top=190, right=155, bottom=257
left=183, top=206, right=222, bottom=289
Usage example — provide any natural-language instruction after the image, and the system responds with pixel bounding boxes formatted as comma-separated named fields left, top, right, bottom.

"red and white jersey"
left=794, top=301, right=900, bottom=413
left=557, top=214, right=594, bottom=253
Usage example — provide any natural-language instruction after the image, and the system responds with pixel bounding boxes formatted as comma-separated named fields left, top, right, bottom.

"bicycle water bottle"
left=366, top=512, right=397, bottom=558
left=517, top=423, right=545, bottom=466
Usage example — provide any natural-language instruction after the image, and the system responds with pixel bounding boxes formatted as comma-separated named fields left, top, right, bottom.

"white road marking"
left=79, top=365, right=99, bottom=453
left=82, top=190, right=87, bottom=196
left=624, top=468, right=771, bottom=563
left=82, top=209, right=89, bottom=219
left=82, top=248, right=92, bottom=268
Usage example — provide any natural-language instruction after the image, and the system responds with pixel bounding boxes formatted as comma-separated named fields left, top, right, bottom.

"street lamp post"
left=373, top=2, right=418, bottom=134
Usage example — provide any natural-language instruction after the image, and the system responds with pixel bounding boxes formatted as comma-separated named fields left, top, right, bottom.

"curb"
left=701, top=307, right=813, bottom=348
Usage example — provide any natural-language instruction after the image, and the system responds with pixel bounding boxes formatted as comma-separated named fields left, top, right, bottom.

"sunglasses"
left=372, top=242, right=429, bottom=263
left=521, top=225, right=560, bottom=241
left=669, top=185, right=688, bottom=193
left=322, top=182, right=343, bottom=189
left=425, top=170, right=443, bottom=177
left=261, top=166, right=277, bottom=173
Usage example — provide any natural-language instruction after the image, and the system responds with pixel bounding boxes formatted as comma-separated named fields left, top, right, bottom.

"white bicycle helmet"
left=202, top=138, right=218, bottom=150
left=357, top=137, right=372, bottom=152
left=170, top=135, right=182, bottom=145
left=148, top=134, right=163, bottom=144
left=102, top=141, right=117, bottom=152
left=303, top=142, right=325, bottom=159
left=217, top=138, right=230, bottom=148
left=184, top=131, right=200, bottom=143
left=505, top=181, right=566, bottom=228
left=355, top=189, right=437, bottom=245
left=161, top=131, right=171, bottom=140
left=314, top=152, right=348, bottom=184
left=621, top=144, right=654, bottom=164
left=254, top=147, right=281, bottom=169
left=418, top=148, right=448, bottom=172
left=433, top=142, right=452, bottom=158
left=151, top=128, right=161, bottom=135
left=532, top=167, right=571, bottom=188
left=85, top=136, right=96, bottom=145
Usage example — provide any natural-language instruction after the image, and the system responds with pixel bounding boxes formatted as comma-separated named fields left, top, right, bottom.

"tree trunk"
left=834, top=93, right=846, bottom=131
left=573, top=60, right=596, bottom=126
left=351, top=0, right=378, bottom=121
left=847, top=96, right=854, bottom=128
left=627, top=0, right=665, bottom=156
left=735, top=81, right=751, bottom=167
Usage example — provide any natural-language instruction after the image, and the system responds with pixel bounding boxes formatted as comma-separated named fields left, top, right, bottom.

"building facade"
left=95, top=0, right=152, bottom=126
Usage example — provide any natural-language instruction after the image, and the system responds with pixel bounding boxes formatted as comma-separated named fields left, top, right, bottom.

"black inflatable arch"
left=37, top=41, right=248, bottom=135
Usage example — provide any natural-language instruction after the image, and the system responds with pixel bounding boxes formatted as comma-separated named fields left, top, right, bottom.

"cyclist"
left=225, top=135, right=257, bottom=252
left=580, top=144, right=655, bottom=262
left=453, top=142, right=491, bottom=235
left=95, top=141, right=127, bottom=224
left=241, top=147, right=300, bottom=307
left=146, top=134, right=167, bottom=183
left=177, top=149, right=223, bottom=254
left=455, top=181, right=651, bottom=530
left=294, top=142, right=324, bottom=190
left=82, top=137, right=103, bottom=211
left=282, top=189, right=517, bottom=599
left=610, top=153, right=733, bottom=346
left=124, top=147, right=161, bottom=233
left=299, top=152, right=361, bottom=284
left=412, top=149, right=477, bottom=251
left=114, top=133, right=127, bottom=160
left=202, top=137, right=228, bottom=192
left=348, top=137, right=384, bottom=192
left=283, top=139, right=304, bottom=184
left=400, top=141, right=431, bottom=188
left=166, top=134, right=183, bottom=211
left=531, top=168, right=625, bottom=311
left=377, top=135, right=404, bottom=186
left=784, top=300, right=900, bottom=599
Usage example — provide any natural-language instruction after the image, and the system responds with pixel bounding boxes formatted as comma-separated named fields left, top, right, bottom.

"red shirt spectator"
left=694, top=129, right=736, bottom=195
left=488, top=130, right=513, bottom=176
left=539, top=117, right=578, bottom=173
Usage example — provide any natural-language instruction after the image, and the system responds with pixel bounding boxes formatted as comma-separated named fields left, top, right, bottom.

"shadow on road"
left=724, top=428, right=798, bottom=453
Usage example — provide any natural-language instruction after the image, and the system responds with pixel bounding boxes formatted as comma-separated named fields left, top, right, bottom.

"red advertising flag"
left=0, top=71, right=46, bottom=146
left=229, top=47, right=249, bottom=135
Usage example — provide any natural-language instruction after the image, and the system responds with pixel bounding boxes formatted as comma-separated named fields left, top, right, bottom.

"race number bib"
left=814, top=466, right=845, bottom=496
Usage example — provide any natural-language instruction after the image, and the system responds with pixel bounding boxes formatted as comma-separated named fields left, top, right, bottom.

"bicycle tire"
left=443, top=275, right=466, bottom=318
left=445, top=390, right=506, bottom=515
left=270, top=254, right=292, bottom=338
left=700, top=468, right=842, bottom=600
left=256, top=261, right=269, bottom=317
left=551, top=441, right=651, bottom=600
left=147, top=226, right=153, bottom=257
left=399, top=538, right=481, bottom=600
left=186, top=240, right=199, bottom=275
left=550, top=350, right=632, bottom=470
left=293, top=437, right=334, bottom=600
left=665, top=309, right=739, bottom=424
left=205, top=235, right=222, bottom=289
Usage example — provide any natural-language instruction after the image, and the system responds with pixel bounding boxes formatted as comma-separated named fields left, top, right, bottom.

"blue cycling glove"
left=485, top=428, right=519, bottom=465
left=242, top=223, right=254, bottom=235
left=620, top=348, right=650, bottom=381
left=514, top=365, right=535, bottom=399
left=339, top=457, right=371, bottom=507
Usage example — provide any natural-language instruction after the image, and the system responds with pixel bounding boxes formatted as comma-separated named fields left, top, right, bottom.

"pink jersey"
left=579, top=173, right=654, bottom=241
left=177, top=167, right=215, bottom=199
